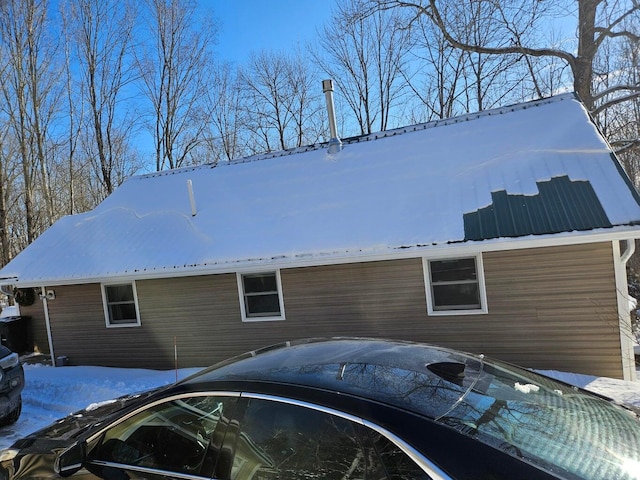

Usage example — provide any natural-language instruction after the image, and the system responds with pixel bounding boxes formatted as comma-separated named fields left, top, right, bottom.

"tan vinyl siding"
left=481, top=243, right=621, bottom=376
left=39, top=277, right=243, bottom=368
left=282, top=258, right=427, bottom=339
left=38, top=242, right=623, bottom=377
left=39, top=284, right=108, bottom=365
left=282, top=243, right=621, bottom=377
left=135, top=275, right=243, bottom=368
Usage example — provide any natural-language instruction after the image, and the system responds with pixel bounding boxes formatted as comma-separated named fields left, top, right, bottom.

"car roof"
left=180, top=337, right=484, bottom=420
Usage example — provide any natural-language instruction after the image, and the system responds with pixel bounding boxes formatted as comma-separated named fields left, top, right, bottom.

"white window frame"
left=237, top=270, right=286, bottom=322
left=423, top=254, right=488, bottom=316
left=101, top=281, right=141, bottom=328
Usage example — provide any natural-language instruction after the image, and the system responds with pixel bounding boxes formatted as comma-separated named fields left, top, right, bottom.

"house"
left=1, top=93, right=640, bottom=380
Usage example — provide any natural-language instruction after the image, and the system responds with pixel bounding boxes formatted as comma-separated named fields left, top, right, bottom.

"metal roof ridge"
left=222, top=93, right=577, bottom=165
left=134, top=163, right=217, bottom=181
left=341, top=93, right=576, bottom=145
left=229, top=142, right=327, bottom=164
left=132, top=93, right=577, bottom=177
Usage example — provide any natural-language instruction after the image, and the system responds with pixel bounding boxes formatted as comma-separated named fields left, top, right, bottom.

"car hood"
left=0, top=389, right=164, bottom=480
left=7, top=387, right=164, bottom=454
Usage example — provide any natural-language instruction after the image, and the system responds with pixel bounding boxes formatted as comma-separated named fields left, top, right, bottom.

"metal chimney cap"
left=322, top=79, right=334, bottom=92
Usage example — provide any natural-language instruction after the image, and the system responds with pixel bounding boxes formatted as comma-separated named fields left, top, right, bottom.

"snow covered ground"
left=1, top=363, right=639, bottom=451
left=0, top=363, right=202, bottom=450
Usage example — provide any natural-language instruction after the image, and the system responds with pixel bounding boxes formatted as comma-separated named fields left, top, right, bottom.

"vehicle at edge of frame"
left=0, top=344, right=23, bottom=427
left=1, top=337, right=639, bottom=480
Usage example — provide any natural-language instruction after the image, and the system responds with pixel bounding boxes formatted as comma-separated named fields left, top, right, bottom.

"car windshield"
left=436, top=358, right=640, bottom=480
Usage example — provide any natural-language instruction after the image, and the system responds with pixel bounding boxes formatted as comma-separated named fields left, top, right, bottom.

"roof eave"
left=4, top=225, right=640, bottom=288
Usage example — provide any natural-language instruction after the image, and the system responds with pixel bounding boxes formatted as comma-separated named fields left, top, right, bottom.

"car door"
left=80, top=394, right=239, bottom=480
left=219, top=395, right=439, bottom=480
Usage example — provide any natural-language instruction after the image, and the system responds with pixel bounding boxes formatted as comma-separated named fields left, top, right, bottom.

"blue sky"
left=204, top=0, right=337, bottom=62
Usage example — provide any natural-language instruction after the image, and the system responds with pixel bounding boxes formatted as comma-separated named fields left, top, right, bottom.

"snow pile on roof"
left=2, top=94, right=640, bottom=286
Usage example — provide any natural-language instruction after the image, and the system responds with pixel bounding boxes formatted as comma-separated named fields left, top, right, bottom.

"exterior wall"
left=42, top=277, right=242, bottom=369
left=482, top=242, right=620, bottom=376
left=38, top=241, right=623, bottom=377
left=282, top=243, right=622, bottom=378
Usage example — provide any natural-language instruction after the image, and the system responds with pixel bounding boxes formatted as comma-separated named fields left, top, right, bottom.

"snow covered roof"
left=3, top=93, right=640, bottom=287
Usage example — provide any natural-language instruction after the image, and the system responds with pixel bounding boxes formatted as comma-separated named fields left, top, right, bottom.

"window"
left=88, top=395, right=238, bottom=479
left=424, top=255, right=487, bottom=315
left=229, top=398, right=433, bottom=480
left=237, top=271, right=285, bottom=321
left=87, top=394, right=435, bottom=480
left=102, top=283, right=141, bottom=327
left=368, top=430, right=435, bottom=480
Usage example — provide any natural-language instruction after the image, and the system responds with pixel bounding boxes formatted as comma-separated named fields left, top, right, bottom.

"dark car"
left=2, top=338, right=640, bottom=480
left=0, top=344, right=23, bottom=426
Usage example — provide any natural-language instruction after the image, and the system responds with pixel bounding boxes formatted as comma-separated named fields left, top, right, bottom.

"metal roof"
left=2, top=93, right=640, bottom=286
left=463, top=175, right=615, bottom=241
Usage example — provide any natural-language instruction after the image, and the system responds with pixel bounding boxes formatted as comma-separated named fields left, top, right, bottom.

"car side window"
left=228, top=398, right=366, bottom=480
left=226, top=398, right=434, bottom=480
left=88, top=395, right=237, bottom=478
left=366, top=429, right=434, bottom=479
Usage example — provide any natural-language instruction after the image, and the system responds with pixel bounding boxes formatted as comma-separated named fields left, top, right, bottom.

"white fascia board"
left=6, top=226, right=640, bottom=288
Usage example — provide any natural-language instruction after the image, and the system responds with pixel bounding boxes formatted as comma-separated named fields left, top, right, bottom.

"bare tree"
left=374, top=0, right=640, bottom=119
left=137, top=0, right=217, bottom=171
left=405, top=2, right=524, bottom=121
left=456, top=1, right=532, bottom=112
left=59, top=4, right=84, bottom=215
left=599, top=15, right=640, bottom=185
left=240, top=50, right=323, bottom=153
left=405, top=15, right=466, bottom=122
left=62, top=0, right=139, bottom=196
left=201, top=61, right=248, bottom=163
left=287, top=54, right=325, bottom=148
left=315, top=0, right=412, bottom=135
left=0, top=0, right=59, bottom=243
left=0, top=121, right=21, bottom=265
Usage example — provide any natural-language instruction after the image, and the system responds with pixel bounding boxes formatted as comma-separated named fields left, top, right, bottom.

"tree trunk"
left=575, top=0, right=599, bottom=111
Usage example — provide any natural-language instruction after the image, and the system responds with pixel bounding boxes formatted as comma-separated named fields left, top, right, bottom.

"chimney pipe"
left=322, top=79, right=342, bottom=154
left=187, top=179, right=197, bottom=216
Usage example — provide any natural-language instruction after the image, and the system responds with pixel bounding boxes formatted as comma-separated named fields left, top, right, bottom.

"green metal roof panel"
left=463, top=176, right=612, bottom=241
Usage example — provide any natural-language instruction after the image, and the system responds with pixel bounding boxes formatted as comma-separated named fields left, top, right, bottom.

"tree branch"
left=593, top=84, right=640, bottom=103
left=611, top=138, right=640, bottom=155
left=389, top=0, right=578, bottom=70
left=594, top=27, right=640, bottom=43
left=593, top=90, right=640, bottom=116
left=593, top=3, right=640, bottom=49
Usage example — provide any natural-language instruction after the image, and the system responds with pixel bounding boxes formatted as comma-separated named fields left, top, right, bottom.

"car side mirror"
left=54, top=441, right=86, bottom=477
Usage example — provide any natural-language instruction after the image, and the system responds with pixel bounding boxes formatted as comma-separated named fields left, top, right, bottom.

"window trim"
left=237, top=270, right=286, bottom=322
left=423, top=254, right=488, bottom=316
left=85, top=392, right=242, bottom=480
left=84, top=391, right=450, bottom=480
left=86, top=392, right=242, bottom=444
left=101, top=281, right=142, bottom=328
